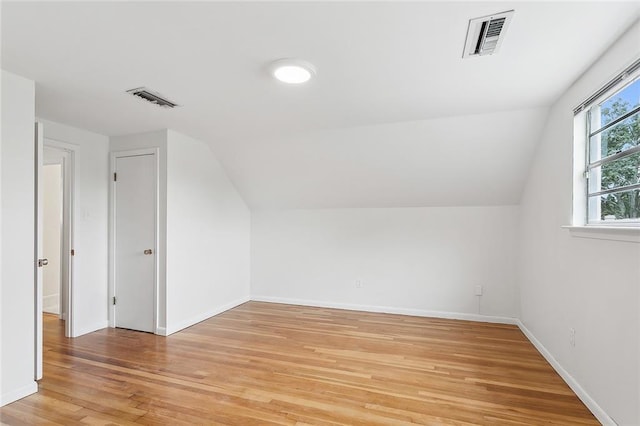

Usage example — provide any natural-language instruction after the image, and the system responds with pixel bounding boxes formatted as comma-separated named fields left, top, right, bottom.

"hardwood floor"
left=1, top=302, right=597, bottom=425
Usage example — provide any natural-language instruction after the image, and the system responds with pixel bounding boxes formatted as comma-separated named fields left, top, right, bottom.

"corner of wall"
left=163, top=129, right=251, bottom=333
left=515, top=19, right=640, bottom=426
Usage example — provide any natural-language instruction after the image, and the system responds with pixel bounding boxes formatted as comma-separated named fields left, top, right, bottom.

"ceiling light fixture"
left=270, top=59, right=316, bottom=84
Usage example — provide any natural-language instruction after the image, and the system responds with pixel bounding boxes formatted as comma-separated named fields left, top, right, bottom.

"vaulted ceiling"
left=2, top=2, right=639, bottom=208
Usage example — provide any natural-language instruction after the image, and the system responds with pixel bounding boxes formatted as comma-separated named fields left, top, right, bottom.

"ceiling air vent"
left=462, top=10, right=514, bottom=58
left=126, top=87, right=178, bottom=108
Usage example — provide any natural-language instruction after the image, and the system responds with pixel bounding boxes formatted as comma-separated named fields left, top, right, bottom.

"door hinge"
left=113, top=296, right=116, bottom=305
left=113, top=172, right=117, bottom=182
left=71, top=249, right=75, bottom=256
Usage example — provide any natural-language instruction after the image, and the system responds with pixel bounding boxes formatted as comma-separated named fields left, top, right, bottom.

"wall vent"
left=462, top=10, right=514, bottom=58
left=126, top=87, right=178, bottom=108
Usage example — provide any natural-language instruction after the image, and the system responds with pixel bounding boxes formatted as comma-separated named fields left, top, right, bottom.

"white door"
left=114, top=153, right=156, bottom=333
left=35, top=123, right=44, bottom=380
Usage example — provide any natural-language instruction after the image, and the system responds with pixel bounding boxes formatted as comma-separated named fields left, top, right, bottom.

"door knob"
left=144, top=249, right=153, bottom=255
left=38, top=258, right=49, bottom=267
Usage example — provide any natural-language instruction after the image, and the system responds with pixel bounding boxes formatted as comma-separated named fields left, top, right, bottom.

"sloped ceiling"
left=2, top=2, right=639, bottom=208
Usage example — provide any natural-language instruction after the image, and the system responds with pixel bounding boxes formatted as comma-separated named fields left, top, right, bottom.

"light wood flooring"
left=0, top=302, right=598, bottom=425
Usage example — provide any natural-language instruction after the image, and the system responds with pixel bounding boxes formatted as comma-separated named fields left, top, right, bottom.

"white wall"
left=110, top=130, right=168, bottom=330
left=109, top=129, right=250, bottom=335
left=1, top=70, right=37, bottom=405
left=42, top=164, right=62, bottom=314
left=165, top=130, right=251, bottom=334
left=224, top=108, right=549, bottom=209
left=40, top=119, right=110, bottom=337
left=518, top=21, right=640, bottom=426
left=252, top=206, right=519, bottom=320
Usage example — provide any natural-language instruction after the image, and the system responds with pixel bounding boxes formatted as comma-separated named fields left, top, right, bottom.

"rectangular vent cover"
left=126, top=87, right=178, bottom=108
left=462, top=10, right=514, bottom=58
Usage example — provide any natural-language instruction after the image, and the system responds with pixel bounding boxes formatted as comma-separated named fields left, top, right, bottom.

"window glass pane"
left=599, top=77, right=640, bottom=128
left=589, top=111, right=640, bottom=163
left=589, top=151, right=640, bottom=194
left=590, top=188, right=640, bottom=221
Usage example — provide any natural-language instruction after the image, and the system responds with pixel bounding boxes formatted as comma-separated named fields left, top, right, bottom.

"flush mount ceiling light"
left=269, top=59, right=316, bottom=84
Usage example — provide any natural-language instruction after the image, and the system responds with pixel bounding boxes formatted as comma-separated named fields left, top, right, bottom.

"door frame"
left=44, top=138, right=76, bottom=339
left=42, top=147, right=70, bottom=319
left=35, top=128, right=76, bottom=380
left=109, top=148, right=160, bottom=334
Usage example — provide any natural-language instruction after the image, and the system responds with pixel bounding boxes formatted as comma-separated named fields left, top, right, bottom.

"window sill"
left=562, top=225, right=640, bottom=243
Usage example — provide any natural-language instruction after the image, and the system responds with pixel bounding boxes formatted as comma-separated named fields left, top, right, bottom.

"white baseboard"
left=516, top=320, right=615, bottom=426
left=250, top=296, right=611, bottom=424
left=72, top=320, right=109, bottom=338
left=39, top=296, right=611, bottom=423
left=1, top=381, right=38, bottom=407
left=165, top=295, right=250, bottom=336
left=43, top=294, right=60, bottom=314
left=250, top=295, right=518, bottom=325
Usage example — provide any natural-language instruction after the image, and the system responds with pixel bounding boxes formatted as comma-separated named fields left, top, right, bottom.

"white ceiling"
left=2, top=2, right=639, bottom=209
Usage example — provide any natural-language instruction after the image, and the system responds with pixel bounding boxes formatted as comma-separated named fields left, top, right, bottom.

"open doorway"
left=42, top=148, right=68, bottom=321
left=42, top=162, right=63, bottom=317
left=41, top=143, right=73, bottom=337
left=35, top=126, right=75, bottom=380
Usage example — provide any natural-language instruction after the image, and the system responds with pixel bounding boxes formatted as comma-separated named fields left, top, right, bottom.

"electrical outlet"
left=355, top=279, right=363, bottom=289
left=474, top=285, right=483, bottom=296
left=569, top=328, right=576, bottom=347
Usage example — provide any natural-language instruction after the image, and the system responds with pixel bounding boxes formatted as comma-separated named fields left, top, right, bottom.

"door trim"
left=109, top=148, right=160, bottom=334
left=35, top=129, right=77, bottom=380
left=44, top=138, right=75, bottom=339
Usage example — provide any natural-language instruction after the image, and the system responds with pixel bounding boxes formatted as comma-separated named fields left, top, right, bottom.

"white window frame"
left=573, top=58, right=640, bottom=229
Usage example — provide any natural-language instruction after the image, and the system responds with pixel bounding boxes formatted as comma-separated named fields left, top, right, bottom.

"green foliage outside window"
left=598, top=99, right=640, bottom=219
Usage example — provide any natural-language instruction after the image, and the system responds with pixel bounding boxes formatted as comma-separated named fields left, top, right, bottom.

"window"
left=581, top=61, right=640, bottom=225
